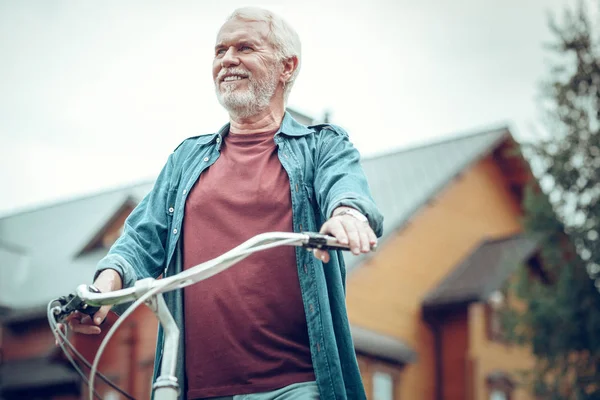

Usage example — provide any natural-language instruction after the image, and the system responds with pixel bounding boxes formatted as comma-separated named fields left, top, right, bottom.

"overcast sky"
left=0, top=0, right=572, bottom=217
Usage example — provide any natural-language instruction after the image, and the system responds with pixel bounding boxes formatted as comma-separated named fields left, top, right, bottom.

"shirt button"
left=182, top=189, right=187, bottom=195
left=216, top=137, right=221, bottom=144
left=172, top=228, right=178, bottom=235
left=168, top=207, right=174, bottom=213
left=309, top=304, right=314, bottom=313
left=203, top=157, right=209, bottom=162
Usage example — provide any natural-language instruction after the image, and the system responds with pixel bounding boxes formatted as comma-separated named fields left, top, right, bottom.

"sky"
left=0, top=0, right=572, bottom=217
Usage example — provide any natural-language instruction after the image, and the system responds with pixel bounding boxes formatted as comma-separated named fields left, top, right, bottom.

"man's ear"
left=280, top=55, right=299, bottom=84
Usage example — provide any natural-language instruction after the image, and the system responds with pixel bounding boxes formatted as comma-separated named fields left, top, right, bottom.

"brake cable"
left=48, top=292, right=136, bottom=400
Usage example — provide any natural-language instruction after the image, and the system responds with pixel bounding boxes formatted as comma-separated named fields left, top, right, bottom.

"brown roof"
left=422, top=233, right=539, bottom=310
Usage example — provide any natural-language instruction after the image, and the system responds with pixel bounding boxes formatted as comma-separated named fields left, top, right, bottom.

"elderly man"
left=68, top=7, right=383, bottom=400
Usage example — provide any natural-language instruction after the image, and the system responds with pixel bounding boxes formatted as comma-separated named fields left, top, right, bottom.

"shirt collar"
left=276, top=111, right=315, bottom=137
left=212, top=111, right=314, bottom=142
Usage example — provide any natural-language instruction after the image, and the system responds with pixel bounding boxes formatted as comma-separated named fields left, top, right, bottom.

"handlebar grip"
left=302, top=233, right=350, bottom=251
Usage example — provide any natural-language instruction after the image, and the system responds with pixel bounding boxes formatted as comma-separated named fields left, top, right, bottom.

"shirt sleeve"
left=313, top=125, right=384, bottom=237
left=94, top=152, right=175, bottom=289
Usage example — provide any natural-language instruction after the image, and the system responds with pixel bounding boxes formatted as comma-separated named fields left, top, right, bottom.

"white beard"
left=215, top=67, right=278, bottom=118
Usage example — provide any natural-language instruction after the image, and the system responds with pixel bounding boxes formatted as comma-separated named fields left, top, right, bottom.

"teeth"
left=223, top=75, right=244, bottom=82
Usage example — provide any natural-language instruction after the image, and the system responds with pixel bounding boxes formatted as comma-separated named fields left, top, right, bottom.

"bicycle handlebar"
left=52, top=232, right=361, bottom=320
left=48, top=231, right=374, bottom=400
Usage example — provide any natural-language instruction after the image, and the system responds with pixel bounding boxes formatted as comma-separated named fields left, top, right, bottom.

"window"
left=487, top=371, right=514, bottom=400
left=486, top=290, right=505, bottom=342
left=373, top=371, right=394, bottom=400
left=490, top=389, right=508, bottom=400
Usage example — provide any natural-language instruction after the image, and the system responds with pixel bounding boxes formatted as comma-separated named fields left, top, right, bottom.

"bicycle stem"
left=147, top=294, right=180, bottom=400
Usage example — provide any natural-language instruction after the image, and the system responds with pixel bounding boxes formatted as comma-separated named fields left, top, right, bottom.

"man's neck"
left=229, top=107, right=284, bottom=135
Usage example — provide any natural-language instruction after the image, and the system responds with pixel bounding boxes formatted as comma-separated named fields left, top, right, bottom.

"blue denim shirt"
left=96, top=112, right=383, bottom=399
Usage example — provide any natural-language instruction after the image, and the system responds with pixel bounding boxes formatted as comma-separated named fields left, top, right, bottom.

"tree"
left=502, top=1, right=600, bottom=399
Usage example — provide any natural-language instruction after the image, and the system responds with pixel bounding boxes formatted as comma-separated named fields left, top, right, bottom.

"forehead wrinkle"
left=216, top=20, right=272, bottom=49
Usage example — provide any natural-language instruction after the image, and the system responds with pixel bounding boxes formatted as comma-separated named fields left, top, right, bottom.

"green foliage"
left=502, top=1, right=600, bottom=398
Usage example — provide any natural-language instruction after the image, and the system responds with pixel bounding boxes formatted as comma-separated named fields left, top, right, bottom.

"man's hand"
left=55, top=269, right=122, bottom=343
left=313, top=207, right=377, bottom=263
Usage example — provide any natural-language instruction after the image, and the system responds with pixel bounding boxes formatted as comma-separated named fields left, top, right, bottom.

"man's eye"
left=215, top=49, right=226, bottom=56
left=240, top=46, right=253, bottom=52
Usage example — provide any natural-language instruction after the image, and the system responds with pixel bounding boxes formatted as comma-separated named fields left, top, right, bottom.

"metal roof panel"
left=345, top=127, right=510, bottom=270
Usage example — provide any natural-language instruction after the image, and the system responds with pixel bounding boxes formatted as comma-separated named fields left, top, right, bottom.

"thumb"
left=313, top=248, right=330, bottom=263
left=93, top=305, right=111, bottom=325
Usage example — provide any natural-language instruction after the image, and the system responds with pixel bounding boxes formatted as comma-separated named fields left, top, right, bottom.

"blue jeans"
left=199, top=381, right=320, bottom=400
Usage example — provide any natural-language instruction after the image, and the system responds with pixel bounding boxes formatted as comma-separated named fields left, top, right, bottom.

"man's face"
left=213, top=19, right=281, bottom=117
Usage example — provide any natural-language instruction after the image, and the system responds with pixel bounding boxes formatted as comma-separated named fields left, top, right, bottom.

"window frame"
left=370, top=362, right=401, bottom=400
left=485, top=290, right=506, bottom=342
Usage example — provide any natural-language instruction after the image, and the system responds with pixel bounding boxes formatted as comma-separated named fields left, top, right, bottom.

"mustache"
left=217, top=68, right=251, bottom=81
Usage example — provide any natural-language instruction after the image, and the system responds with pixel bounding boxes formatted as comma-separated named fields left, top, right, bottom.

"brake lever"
left=52, top=285, right=102, bottom=322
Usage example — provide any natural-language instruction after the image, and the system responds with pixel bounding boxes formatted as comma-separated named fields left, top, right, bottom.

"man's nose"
left=221, top=47, right=240, bottom=68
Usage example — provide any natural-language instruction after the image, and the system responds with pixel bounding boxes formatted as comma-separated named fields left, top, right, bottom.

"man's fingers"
left=72, top=324, right=102, bottom=335
left=320, top=215, right=377, bottom=254
left=53, top=290, right=112, bottom=344
left=69, top=316, right=102, bottom=334
left=317, top=214, right=378, bottom=258
left=66, top=311, right=103, bottom=335
left=93, top=305, right=111, bottom=326
left=320, top=219, right=348, bottom=245
left=55, top=323, right=66, bottom=346
left=368, top=228, right=378, bottom=246
left=343, top=222, right=361, bottom=255
left=358, top=228, right=371, bottom=253
left=339, top=216, right=377, bottom=253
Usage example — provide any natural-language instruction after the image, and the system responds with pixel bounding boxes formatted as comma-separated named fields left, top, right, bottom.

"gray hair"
left=224, top=7, right=301, bottom=102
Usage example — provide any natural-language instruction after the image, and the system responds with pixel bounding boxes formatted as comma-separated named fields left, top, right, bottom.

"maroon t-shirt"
left=182, top=129, right=315, bottom=399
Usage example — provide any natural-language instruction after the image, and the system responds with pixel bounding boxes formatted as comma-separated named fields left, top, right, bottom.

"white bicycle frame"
left=50, top=232, right=352, bottom=400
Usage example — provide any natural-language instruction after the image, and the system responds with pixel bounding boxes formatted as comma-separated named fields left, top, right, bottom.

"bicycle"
left=48, top=232, right=362, bottom=400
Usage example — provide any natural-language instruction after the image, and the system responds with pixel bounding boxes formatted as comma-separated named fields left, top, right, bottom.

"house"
left=345, top=127, right=539, bottom=400
left=0, top=112, right=540, bottom=399
left=0, top=181, right=158, bottom=399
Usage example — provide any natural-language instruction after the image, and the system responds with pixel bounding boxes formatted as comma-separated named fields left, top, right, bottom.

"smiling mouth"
left=222, top=75, right=247, bottom=83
